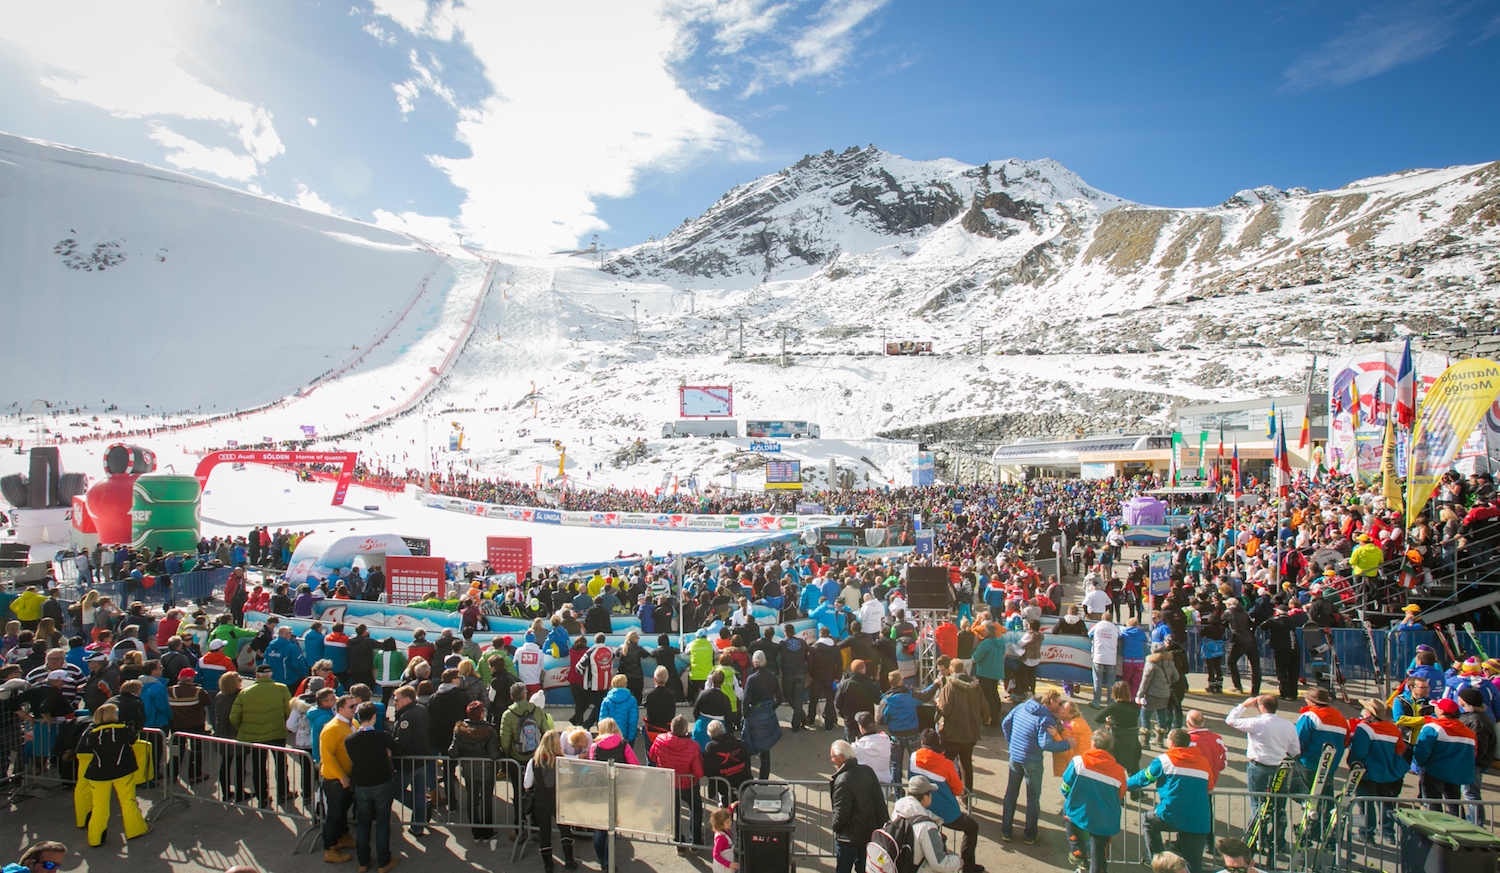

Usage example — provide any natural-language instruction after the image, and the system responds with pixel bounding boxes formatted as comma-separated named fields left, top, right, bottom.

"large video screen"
left=765, top=459, right=802, bottom=491
left=679, top=385, right=733, bottom=417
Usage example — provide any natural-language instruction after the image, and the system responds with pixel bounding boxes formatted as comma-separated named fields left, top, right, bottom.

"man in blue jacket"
left=1000, top=688, right=1072, bottom=843
left=877, top=675, right=923, bottom=784
left=265, top=626, right=309, bottom=688
left=302, top=621, right=326, bottom=665
left=1127, top=729, right=1218, bottom=873
left=1414, top=697, right=1477, bottom=817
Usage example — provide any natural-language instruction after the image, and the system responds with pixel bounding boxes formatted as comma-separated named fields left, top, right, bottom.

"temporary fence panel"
left=91, top=567, right=232, bottom=607
left=152, top=732, right=321, bottom=853
left=1119, top=786, right=1500, bottom=873
left=384, top=755, right=524, bottom=843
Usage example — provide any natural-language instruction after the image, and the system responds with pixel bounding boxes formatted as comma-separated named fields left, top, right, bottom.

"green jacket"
left=687, top=638, right=716, bottom=680
left=498, top=701, right=552, bottom=760
left=230, top=677, right=292, bottom=743
left=211, top=624, right=257, bottom=660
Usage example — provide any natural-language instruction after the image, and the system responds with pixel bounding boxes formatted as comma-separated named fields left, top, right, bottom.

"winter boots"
left=1140, top=728, right=1152, bottom=750
left=562, top=838, right=578, bottom=869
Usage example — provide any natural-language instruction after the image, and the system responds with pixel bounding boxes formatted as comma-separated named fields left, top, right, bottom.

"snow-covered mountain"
left=3, top=135, right=1499, bottom=498
left=605, top=144, right=1500, bottom=356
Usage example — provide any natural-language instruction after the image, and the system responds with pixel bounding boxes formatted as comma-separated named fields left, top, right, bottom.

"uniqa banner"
left=1407, top=358, right=1500, bottom=525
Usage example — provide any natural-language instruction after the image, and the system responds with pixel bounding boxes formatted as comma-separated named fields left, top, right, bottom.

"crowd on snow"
left=5, top=467, right=1500, bottom=873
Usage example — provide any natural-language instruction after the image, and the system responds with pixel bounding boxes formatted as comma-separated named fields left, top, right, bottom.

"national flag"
left=1266, top=403, right=1276, bottom=439
left=1395, top=337, right=1417, bottom=429
left=1297, top=406, right=1310, bottom=450
left=1231, top=444, right=1242, bottom=499
left=1275, top=413, right=1292, bottom=501
left=1349, top=379, right=1361, bottom=430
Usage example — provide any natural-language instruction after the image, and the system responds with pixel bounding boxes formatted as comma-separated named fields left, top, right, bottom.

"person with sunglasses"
left=12, top=840, right=66, bottom=871
left=1210, top=837, right=1256, bottom=873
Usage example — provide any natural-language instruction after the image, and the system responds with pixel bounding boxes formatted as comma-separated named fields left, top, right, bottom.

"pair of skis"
left=1309, top=762, right=1365, bottom=871
left=1288, top=745, right=1337, bottom=865
left=1244, top=759, right=1293, bottom=862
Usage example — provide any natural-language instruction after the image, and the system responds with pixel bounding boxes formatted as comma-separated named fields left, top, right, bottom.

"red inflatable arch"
left=194, top=451, right=360, bottom=506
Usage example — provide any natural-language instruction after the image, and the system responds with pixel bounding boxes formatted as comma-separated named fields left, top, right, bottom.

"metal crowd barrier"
left=151, top=732, right=321, bottom=853
left=1118, top=786, right=1500, bottom=873
left=386, top=755, right=526, bottom=848
left=2, top=717, right=170, bottom=806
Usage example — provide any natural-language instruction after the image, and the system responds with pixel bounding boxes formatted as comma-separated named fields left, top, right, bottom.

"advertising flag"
left=1170, top=432, right=1182, bottom=485
left=1381, top=409, right=1403, bottom=513
left=1197, top=430, right=1208, bottom=480
left=1266, top=404, right=1276, bottom=439
left=1395, top=337, right=1417, bottom=429
left=1406, top=358, right=1500, bottom=525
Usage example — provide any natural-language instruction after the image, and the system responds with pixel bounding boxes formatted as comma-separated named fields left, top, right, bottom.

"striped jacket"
left=1126, top=746, right=1218, bottom=835
left=1414, top=717, right=1477, bottom=786
left=1061, top=749, right=1128, bottom=836
left=1296, top=704, right=1349, bottom=774
left=1348, top=719, right=1409, bottom=784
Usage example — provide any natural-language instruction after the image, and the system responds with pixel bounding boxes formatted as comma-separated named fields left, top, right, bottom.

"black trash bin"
left=737, top=781, right=796, bottom=873
left=1397, top=808, right=1500, bottom=872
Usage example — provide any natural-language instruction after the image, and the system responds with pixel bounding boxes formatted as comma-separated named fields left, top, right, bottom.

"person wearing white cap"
left=891, top=775, right=962, bottom=873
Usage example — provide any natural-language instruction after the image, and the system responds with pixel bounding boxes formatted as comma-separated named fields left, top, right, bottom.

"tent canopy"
left=286, top=532, right=412, bottom=585
left=1122, top=496, right=1167, bottom=527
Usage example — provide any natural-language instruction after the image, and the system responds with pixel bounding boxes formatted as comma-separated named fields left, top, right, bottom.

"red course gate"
left=194, top=451, right=359, bottom=506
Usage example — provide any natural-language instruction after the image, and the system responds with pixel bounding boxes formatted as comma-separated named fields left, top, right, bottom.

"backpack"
left=514, top=704, right=545, bottom=756
left=865, top=817, right=917, bottom=873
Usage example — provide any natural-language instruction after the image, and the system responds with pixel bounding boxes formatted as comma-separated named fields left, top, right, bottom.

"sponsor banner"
left=424, top=496, right=828, bottom=533
left=534, top=509, right=563, bottom=525
left=560, top=513, right=592, bottom=528
left=486, top=536, right=532, bottom=577
left=386, top=555, right=447, bottom=606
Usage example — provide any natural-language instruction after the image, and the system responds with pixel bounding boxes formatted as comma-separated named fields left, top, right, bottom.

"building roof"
left=991, top=434, right=1169, bottom=463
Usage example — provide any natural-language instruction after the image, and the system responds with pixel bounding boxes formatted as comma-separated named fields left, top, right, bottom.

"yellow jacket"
left=10, top=589, right=45, bottom=622
left=318, top=716, right=355, bottom=781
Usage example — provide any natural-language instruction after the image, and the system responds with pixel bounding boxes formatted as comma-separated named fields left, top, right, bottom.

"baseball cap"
left=905, top=775, right=934, bottom=797
left=87, top=652, right=108, bottom=663
left=1402, top=604, right=1421, bottom=613
left=209, top=639, right=226, bottom=650
left=1435, top=697, right=1460, bottom=716
left=177, top=668, right=197, bottom=680
left=255, top=663, right=273, bottom=674
left=47, top=670, right=70, bottom=682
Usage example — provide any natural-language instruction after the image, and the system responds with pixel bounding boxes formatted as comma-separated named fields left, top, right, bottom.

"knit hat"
left=1435, top=697, right=1460, bottom=716
left=1462, top=658, right=1483, bottom=675
left=1484, top=659, right=1500, bottom=675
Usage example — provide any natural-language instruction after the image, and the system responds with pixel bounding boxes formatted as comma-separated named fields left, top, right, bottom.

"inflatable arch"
left=194, top=450, right=359, bottom=506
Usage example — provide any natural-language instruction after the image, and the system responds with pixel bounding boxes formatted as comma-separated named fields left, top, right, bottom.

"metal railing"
left=1118, top=786, right=1500, bottom=872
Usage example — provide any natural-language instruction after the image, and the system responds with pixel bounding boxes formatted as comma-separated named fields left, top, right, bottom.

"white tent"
left=285, top=532, right=412, bottom=586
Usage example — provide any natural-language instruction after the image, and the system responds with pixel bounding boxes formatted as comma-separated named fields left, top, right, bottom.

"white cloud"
left=294, top=183, right=340, bottom=215
left=0, top=3, right=284, bottom=179
left=308, top=117, right=320, bottom=127
left=780, top=0, right=887, bottom=84
left=147, top=124, right=260, bottom=181
left=371, top=3, right=759, bottom=253
left=392, top=49, right=456, bottom=116
left=1283, top=2, right=1462, bottom=91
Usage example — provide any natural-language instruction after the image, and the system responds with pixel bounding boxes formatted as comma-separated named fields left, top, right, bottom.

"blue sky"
left=1, top=1, right=1497, bottom=253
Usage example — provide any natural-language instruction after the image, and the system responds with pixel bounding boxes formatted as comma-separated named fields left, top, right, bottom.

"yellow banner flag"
left=1381, top=411, right=1403, bottom=513
left=1406, top=358, right=1500, bottom=525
